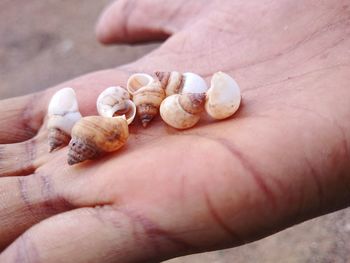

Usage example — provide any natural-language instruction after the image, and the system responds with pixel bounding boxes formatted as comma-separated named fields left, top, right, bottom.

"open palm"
left=1, top=0, right=349, bottom=262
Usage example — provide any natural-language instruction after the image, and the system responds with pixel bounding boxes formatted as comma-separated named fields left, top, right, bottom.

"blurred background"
left=0, top=1, right=349, bottom=262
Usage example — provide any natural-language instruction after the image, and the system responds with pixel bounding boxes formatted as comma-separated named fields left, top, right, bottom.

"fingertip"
left=95, top=0, right=171, bottom=45
left=95, top=22, right=112, bottom=45
left=95, top=4, right=122, bottom=45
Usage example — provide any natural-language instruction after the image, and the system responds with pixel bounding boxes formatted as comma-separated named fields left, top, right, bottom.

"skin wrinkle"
left=288, top=105, right=350, bottom=169
left=17, top=174, right=70, bottom=222
left=302, top=35, right=348, bottom=64
left=118, top=208, right=195, bottom=254
left=246, top=63, right=350, bottom=91
left=26, top=138, right=36, bottom=165
left=336, top=121, right=350, bottom=162
left=332, top=141, right=350, bottom=195
left=0, top=138, right=39, bottom=177
left=15, top=235, right=40, bottom=263
left=278, top=106, right=348, bottom=210
left=92, top=206, right=148, bottom=251
left=88, top=206, right=125, bottom=235
left=102, top=207, right=153, bottom=255
left=38, top=173, right=75, bottom=213
left=202, top=186, right=244, bottom=244
left=20, top=93, right=43, bottom=139
left=192, top=111, right=344, bottom=222
left=213, top=137, right=278, bottom=209
left=291, top=178, right=306, bottom=224
left=7, top=173, right=74, bottom=232
left=324, top=119, right=350, bottom=193
left=17, top=177, right=35, bottom=216
left=304, top=158, right=324, bottom=212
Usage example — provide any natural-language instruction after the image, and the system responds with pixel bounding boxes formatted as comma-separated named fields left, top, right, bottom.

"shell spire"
left=47, top=87, right=82, bottom=152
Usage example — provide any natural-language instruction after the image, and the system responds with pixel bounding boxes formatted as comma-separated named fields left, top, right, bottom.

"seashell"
left=160, top=93, right=206, bottom=129
left=155, top=71, right=208, bottom=96
left=96, top=86, right=136, bottom=124
left=155, top=71, right=183, bottom=96
left=205, top=71, right=241, bottom=120
left=67, top=116, right=129, bottom=165
left=127, top=73, right=165, bottom=127
left=47, top=87, right=82, bottom=152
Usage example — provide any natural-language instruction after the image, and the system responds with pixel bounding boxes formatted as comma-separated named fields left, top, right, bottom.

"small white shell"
left=182, top=72, right=208, bottom=94
left=47, top=87, right=82, bottom=134
left=47, top=113, right=82, bottom=135
left=205, top=72, right=241, bottom=120
left=48, top=87, right=79, bottom=116
left=96, top=86, right=136, bottom=125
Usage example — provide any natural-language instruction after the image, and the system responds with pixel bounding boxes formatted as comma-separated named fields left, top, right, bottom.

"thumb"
left=95, top=0, right=202, bottom=44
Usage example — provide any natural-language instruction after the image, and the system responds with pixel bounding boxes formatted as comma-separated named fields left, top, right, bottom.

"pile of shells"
left=47, top=71, right=241, bottom=165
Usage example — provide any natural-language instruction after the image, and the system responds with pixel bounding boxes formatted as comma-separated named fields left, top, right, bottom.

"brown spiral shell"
left=127, top=73, right=165, bottom=127
left=67, top=116, right=129, bottom=165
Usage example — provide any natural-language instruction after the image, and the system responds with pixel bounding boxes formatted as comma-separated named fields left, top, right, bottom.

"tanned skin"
left=0, top=0, right=349, bottom=262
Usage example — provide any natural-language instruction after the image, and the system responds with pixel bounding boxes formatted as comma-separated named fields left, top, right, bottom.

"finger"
left=0, top=131, right=49, bottom=177
left=96, top=0, right=203, bottom=44
left=0, top=93, right=46, bottom=144
left=0, top=207, right=187, bottom=263
left=0, top=173, right=75, bottom=250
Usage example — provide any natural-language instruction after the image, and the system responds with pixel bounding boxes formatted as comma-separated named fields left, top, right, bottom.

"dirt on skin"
left=0, top=1, right=349, bottom=262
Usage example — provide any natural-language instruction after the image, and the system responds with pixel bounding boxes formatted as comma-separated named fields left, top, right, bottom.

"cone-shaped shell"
left=160, top=93, right=205, bottom=130
left=127, top=73, right=165, bottom=127
left=96, top=86, right=136, bottom=124
left=48, top=128, right=71, bottom=152
left=47, top=87, right=82, bottom=152
left=67, top=116, right=129, bottom=165
left=205, top=72, right=241, bottom=120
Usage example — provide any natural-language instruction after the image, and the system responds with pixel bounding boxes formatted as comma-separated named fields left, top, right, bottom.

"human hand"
left=0, top=0, right=349, bottom=262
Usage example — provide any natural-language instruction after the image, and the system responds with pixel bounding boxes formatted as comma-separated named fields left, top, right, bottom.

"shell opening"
left=127, top=73, right=154, bottom=94
left=110, top=100, right=136, bottom=125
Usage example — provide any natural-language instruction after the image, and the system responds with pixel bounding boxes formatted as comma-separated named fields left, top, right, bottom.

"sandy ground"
left=0, top=1, right=349, bottom=262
